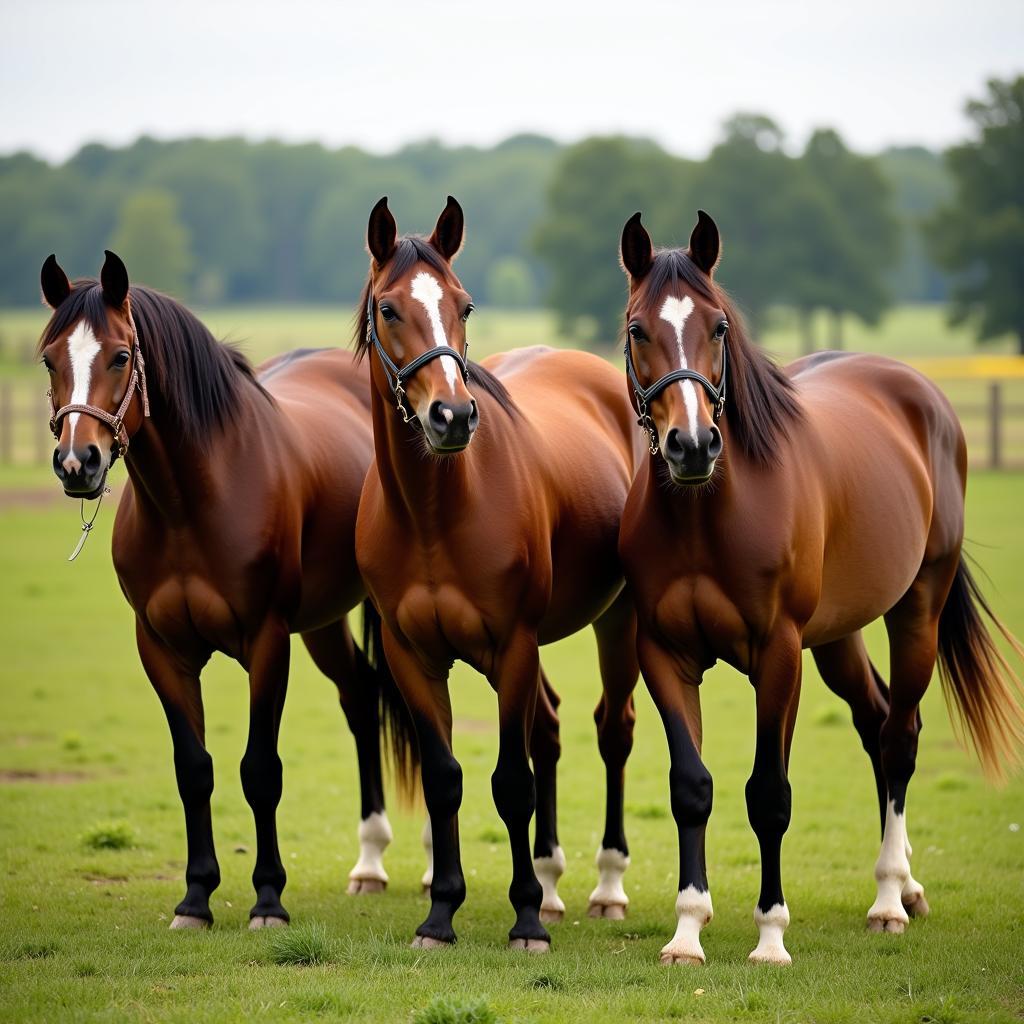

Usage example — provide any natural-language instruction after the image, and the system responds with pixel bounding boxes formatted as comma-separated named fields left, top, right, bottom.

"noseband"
left=47, top=313, right=151, bottom=464
left=366, top=294, right=470, bottom=428
left=624, top=332, right=728, bottom=456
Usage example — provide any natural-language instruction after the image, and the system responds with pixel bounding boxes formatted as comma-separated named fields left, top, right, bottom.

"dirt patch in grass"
left=0, top=768, right=93, bottom=784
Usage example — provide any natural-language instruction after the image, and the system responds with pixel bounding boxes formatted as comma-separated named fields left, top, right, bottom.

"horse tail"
left=361, top=598, right=420, bottom=802
left=936, top=555, right=1024, bottom=782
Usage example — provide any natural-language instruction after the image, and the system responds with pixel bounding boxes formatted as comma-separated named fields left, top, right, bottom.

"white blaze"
left=658, top=295, right=699, bottom=444
left=410, top=272, right=459, bottom=391
left=65, top=321, right=101, bottom=450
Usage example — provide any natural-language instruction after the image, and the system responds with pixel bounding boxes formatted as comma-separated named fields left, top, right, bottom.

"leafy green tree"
left=110, top=189, right=192, bottom=298
left=486, top=257, right=535, bottom=308
left=928, top=77, right=1024, bottom=352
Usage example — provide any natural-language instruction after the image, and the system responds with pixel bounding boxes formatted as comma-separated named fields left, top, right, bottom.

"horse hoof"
left=903, top=892, right=930, bottom=918
left=411, top=935, right=451, bottom=949
left=867, top=916, right=906, bottom=934
left=249, top=916, right=289, bottom=930
left=509, top=938, right=550, bottom=953
left=539, top=908, right=564, bottom=924
left=749, top=947, right=792, bottom=965
left=170, top=915, right=210, bottom=931
left=347, top=878, right=386, bottom=895
left=659, top=951, right=704, bottom=966
left=588, top=902, right=627, bottom=920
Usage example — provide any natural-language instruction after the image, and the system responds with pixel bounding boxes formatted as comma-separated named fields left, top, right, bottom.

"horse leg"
left=531, top=668, right=564, bottom=923
left=812, top=632, right=890, bottom=836
left=381, top=626, right=465, bottom=947
left=638, top=628, right=713, bottom=965
left=869, top=559, right=955, bottom=932
left=746, top=626, right=802, bottom=964
left=493, top=631, right=549, bottom=951
left=241, top=620, right=291, bottom=929
left=302, top=621, right=391, bottom=896
left=588, top=590, right=639, bottom=920
left=135, top=621, right=218, bottom=929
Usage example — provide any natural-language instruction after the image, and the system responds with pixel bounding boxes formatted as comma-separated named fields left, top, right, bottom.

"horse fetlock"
left=588, top=846, right=629, bottom=917
left=534, top=845, right=566, bottom=921
left=659, top=886, right=713, bottom=965
left=749, top=902, right=792, bottom=965
left=347, top=811, right=392, bottom=890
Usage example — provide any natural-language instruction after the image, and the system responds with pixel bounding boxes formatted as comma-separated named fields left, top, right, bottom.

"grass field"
left=1, top=468, right=1023, bottom=1022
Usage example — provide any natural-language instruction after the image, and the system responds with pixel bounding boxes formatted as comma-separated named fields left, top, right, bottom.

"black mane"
left=40, top=281, right=266, bottom=448
left=629, top=249, right=802, bottom=466
left=353, top=236, right=518, bottom=419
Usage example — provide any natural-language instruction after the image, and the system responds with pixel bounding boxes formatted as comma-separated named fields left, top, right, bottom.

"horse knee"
left=669, top=760, right=713, bottom=827
left=423, top=752, right=463, bottom=820
left=745, top=770, right=791, bottom=838
left=240, top=750, right=283, bottom=811
left=174, top=745, right=214, bottom=808
left=492, top=758, right=535, bottom=825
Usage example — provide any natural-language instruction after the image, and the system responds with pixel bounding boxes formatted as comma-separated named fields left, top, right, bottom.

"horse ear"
left=620, top=212, right=653, bottom=284
left=100, top=250, right=130, bottom=308
left=429, top=195, right=465, bottom=261
left=367, top=196, right=398, bottom=266
left=41, top=254, right=71, bottom=309
left=688, top=210, right=721, bottom=276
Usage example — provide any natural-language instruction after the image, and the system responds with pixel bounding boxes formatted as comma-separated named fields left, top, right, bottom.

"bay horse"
left=354, top=197, right=645, bottom=951
left=616, top=210, right=1024, bottom=965
left=37, top=252, right=418, bottom=929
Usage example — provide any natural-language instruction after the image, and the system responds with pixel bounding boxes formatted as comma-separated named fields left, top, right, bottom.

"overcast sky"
left=2, top=0, right=1021, bottom=163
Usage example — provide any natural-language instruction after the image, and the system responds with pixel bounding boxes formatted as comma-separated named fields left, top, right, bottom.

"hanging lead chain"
left=68, top=487, right=109, bottom=562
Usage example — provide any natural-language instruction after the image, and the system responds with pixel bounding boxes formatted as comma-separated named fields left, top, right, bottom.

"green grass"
left=1, top=469, right=1023, bottom=1021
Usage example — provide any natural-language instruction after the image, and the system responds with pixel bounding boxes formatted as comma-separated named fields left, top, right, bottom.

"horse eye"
left=628, top=323, right=644, bottom=341
left=379, top=304, right=397, bottom=322
left=462, top=303, right=474, bottom=322
left=112, top=351, right=131, bottom=368
left=42, top=358, right=54, bottom=373
left=713, top=321, right=728, bottom=340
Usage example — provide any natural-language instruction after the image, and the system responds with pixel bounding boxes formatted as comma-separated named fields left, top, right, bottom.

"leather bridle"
left=47, top=313, right=151, bottom=463
left=365, top=293, right=470, bottom=429
left=624, top=330, right=728, bottom=456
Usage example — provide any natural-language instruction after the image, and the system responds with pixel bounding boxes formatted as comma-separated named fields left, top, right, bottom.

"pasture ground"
left=0, top=470, right=1022, bottom=1022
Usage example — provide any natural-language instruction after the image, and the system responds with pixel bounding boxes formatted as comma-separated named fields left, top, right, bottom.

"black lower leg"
left=665, top=713, right=712, bottom=894
left=745, top=743, right=791, bottom=912
left=493, top=732, right=548, bottom=943
left=241, top=716, right=288, bottom=921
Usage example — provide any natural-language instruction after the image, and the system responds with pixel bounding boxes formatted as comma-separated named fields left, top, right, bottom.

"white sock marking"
left=534, top=845, right=566, bottom=915
left=658, top=295, right=699, bottom=445
left=750, top=902, right=791, bottom=963
left=868, top=799, right=912, bottom=926
left=661, top=885, right=713, bottom=963
left=410, top=272, right=458, bottom=391
left=348, top=811, right=392, bottom=883
left=65, top=321, right=101, bottom=455
left=588, top=846, right=629, bottom=908
left=421, top=816, right=434, bottom=889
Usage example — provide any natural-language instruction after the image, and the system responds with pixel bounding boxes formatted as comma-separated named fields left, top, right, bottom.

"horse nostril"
left=52, top=448, right=66, bottom=478
left=428, top=400, right=453, bottom=434
left=84, top=444, right=102, bottom=474
left=665, top=428, right=685, bottom=458
left=467, top=400, right=479, bottom=431
left=708, top=426, right=723, bottom=459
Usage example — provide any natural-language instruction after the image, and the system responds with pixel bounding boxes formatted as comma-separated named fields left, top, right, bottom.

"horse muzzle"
left=422, top=398, right=479, bottom=453
left=662, top=423, right=722, bottom=484
left=53, top=443, right=108, bottom=498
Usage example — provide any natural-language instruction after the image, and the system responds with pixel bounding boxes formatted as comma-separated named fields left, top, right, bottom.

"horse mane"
left=353, top=236, right=519, bottom=419
left=39, top=280, right=268, bottom=449
left=630, top=249, right=802, bottom=467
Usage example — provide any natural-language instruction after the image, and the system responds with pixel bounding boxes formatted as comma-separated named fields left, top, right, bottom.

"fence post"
left=0, top=380, right=11, bottom=464
left=34, top=387, right=50, bottom=464
left=989, top=380, right=1003, bottom=470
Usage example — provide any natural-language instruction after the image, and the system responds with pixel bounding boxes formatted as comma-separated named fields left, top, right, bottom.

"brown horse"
left=37, top=252, right=418, bottom=929
left=354, top=197, right=645, bottom=950
left=616, top=210, right=1024, bottom=965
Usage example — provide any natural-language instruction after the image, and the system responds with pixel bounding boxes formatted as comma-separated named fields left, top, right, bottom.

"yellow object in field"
left=910, top=356, right=1024, bottom=380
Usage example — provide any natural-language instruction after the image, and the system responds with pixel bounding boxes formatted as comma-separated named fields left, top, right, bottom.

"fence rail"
left=3, top=373, right=1024, bottom=472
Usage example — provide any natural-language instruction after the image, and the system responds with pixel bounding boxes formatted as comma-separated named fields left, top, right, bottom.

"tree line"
left=1, top=76, right=1020, bottom=350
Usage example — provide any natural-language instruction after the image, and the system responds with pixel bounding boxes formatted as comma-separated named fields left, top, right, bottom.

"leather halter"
left=365, top=293, right=470, bottom=428
left=624, top=330, right=728, bottom=456
left=47, top=313, right=151, bottom=463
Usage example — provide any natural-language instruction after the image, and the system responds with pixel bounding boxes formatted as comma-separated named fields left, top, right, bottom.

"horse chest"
left=393, top=582, right=497, bottom=672
left=141, top=576, right=244, bottom=662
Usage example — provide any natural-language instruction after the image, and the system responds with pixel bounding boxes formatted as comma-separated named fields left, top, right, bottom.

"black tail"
left=361, top=598, right=420, bottom=802
left=936, top=556, right=1024, bottom=782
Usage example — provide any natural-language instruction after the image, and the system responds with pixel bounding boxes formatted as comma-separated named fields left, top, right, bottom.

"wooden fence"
left=3, top=366, right=1024, bottom=472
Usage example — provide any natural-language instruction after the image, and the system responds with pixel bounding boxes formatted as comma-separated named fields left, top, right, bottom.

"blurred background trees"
left=2, top=78, right=1021, bottom=354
